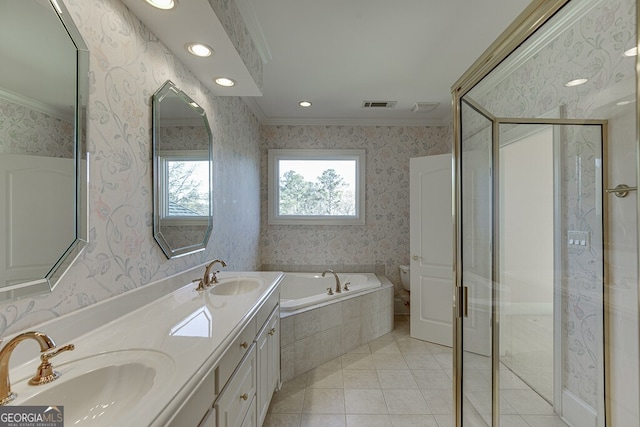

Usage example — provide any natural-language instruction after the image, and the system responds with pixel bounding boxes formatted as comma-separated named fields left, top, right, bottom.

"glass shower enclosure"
left=452, top=0, right=638, bottom=426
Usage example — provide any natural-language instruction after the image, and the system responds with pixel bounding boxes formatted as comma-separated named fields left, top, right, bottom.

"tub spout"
left=322, top=270, right=341, bottom=293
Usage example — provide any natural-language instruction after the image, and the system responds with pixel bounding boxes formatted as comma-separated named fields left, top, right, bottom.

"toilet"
left=395, top=265, right=411, bottom=314
left=399, top=264, right=410, bottom=292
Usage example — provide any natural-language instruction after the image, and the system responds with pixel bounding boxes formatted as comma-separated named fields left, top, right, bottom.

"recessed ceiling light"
left=565, top=78, right=588, bottom=87
left=145, top=0, right=175, bottom=10
left=624, top=46, right=638, bottom=57
left=214, top=77, right=236, bottom=87
left=616, top=99, right=634, bottom=106
left=186, top=43, right=213, bottom=57
left=299, top=101, right=312, bottom=107
left=189, top=101, right=200, bottom=108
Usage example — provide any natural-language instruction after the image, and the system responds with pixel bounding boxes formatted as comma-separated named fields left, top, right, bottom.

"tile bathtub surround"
left=280, top=282, right=394, bottom=382
left=268, top=317, right=569, bottom=427
left=0, top=0, right=262, bottom=335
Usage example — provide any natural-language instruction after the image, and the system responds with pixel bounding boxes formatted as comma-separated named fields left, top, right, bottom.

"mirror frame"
left=0, top=0, right=89, bottom=300
left=152, top=80, right=213, bottom=259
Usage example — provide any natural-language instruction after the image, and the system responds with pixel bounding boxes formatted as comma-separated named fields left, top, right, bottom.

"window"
left=268, top=149, right=365, bottom=225
left=158, top=150, right=210, bottom=224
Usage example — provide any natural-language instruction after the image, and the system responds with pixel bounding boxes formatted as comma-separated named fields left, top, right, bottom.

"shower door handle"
left=463, top=286, right=468, bottom=317
left=457, top=286, right=469, bottom=318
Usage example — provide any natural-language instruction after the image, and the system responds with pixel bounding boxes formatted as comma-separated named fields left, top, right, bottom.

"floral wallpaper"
left=464, top=0, right=635, bottom=415
left=0, top=0, right=262, bottom=336
left=469, top=0, right=636, bottom=121
left=209, top=0, right=263, bottom=92
left=158, top=125, right=210, bottom=151
left=0, top=97, right=74, bottom=158
left=560, top=124, right=603, bottom=408
left=259, top=125, right=451, bottom=287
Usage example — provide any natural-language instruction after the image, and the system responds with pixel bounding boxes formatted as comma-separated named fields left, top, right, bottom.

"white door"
left=409, top=154, right=453, bottom=347
left=0, top=154, right=74, bottom=286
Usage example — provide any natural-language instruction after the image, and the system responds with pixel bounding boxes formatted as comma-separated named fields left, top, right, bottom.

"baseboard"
left=562, top=390, right=597, bottom=427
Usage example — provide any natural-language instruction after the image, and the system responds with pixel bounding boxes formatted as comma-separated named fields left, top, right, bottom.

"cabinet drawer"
left=240, top=396, right=256, bottom=427
left=217, top=318, right=256, bottom=393
left=256, top=286, right=280, bottom=328
left=216, top=344, right=257, bottom=427
left=168, top=368, right=215, bottom=427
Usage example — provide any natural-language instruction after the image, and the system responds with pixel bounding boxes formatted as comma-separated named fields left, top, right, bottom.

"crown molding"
left=242, top=96, right=268, bottom=122
left=0, top=88, right=73, bottom=122
left=260, top=116, right=445, bottom=127
left=242, top=97, right=446, bottom=126
left=235, top=0, right=273, bottom=64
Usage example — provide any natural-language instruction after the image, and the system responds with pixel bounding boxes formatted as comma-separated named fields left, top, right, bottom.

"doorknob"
left=412, top=255, right=421, bottom=261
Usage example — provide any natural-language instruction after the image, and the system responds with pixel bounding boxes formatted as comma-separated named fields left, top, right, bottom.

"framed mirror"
left=152, top=81, right=213, bottom=259
left=0, top=0, right=88, bottom=299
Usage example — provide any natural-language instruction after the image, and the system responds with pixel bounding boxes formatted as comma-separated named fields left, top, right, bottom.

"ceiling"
left=0, top=0, right=77, bottom=121
left=242, top=0, right=533, bottom=126
left=125, top=0, right=534, bottom=126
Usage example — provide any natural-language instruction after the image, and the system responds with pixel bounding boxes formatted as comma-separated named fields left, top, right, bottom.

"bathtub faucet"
left=322, top=270, right=341, bottom=293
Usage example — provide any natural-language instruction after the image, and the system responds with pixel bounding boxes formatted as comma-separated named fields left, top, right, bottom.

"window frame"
left=158, top=149, right=211, bottom=226
left=268, top=149, right=366, bottom=225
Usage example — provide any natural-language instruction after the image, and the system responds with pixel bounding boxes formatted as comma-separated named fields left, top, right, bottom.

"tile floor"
left=265, top=316, right=569, bottom=427
left=500, top=314, right=554, bottom=402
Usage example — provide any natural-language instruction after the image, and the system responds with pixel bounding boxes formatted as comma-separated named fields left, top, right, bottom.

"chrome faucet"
left=0, top=331, right=68, bottom=405
left=322, top=270, right=341, bottom=293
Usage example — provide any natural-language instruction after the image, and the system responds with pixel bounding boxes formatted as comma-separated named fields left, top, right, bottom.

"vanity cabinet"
left=169, top=284, right=280, bottom=427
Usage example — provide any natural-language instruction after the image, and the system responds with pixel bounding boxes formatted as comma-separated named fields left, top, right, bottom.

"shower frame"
left=451, top=0, right=620, bottom=425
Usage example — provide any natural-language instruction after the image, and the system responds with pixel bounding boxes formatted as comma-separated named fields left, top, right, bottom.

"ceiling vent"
left=411, top=102, right=439, bottom=113
left=362, top=100, right=397, bottom=108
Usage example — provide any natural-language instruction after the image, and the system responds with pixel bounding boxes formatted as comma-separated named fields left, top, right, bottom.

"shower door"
left=456, top=98, right=495, bottom=426
left=456, top=111, right=607, bottom=426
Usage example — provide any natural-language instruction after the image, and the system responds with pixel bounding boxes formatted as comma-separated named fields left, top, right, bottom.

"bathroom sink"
left=14, top=350, right=174, bottom=427
left=210, top=278, right=262, bottom=296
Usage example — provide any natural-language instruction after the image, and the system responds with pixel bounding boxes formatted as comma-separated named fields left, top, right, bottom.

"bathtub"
left=280, top=272, right=381, bottom=312
left=278, top=271, right=394, bottom=381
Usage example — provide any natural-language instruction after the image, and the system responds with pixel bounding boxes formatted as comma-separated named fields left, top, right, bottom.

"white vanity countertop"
left=7, top=270, right=284, bottom=427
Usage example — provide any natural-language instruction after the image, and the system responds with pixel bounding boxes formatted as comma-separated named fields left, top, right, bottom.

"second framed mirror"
left=152, top=81, right=212, bottom=259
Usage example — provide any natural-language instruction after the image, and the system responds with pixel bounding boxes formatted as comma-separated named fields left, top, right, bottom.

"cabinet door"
left=200, top=408, right=216, bottom=427
left=240, top=396, right=256, bottom=427
left=267, top=308, right=280, bottom=393
left=257, top=306, right=281, bottom=425
left=216, top=345, right=256, bottom=427
left=256, top=311, right=272, bottom=425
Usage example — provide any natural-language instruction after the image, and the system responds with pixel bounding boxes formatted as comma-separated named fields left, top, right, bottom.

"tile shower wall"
left=0, top=0, right=262, bottom=336
left=260, top=125, right=451, bottom=287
